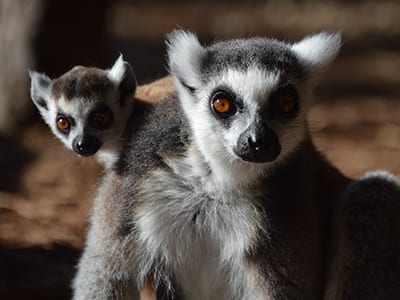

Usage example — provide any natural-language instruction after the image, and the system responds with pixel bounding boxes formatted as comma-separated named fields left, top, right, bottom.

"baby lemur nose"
left=73, top=135, right=101, bottom=156
left=234, top=123, right=281, bottom=163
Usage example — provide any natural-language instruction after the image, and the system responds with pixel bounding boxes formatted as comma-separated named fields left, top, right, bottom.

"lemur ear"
left=108, top=54, right=137, bottom=104
left=291, top=32, right=342, bottom=70
left=166, top=30, right=207, bottom=93
left=29, top=70, right=52, bottom=112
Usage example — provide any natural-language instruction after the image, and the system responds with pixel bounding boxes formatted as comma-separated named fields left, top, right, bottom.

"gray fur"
left=73, top=31, right=400, bottom=299
left=202, top=38, right=305, bottom=79
left=325, top=171, right=400, bottom=299
left=29, top=55, right=137, bottom=168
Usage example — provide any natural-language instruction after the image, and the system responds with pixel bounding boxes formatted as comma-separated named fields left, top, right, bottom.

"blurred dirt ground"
left=0, top=1, right=400, bottom=299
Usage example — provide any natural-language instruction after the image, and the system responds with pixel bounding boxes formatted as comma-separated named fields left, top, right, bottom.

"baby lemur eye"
left=90, top=106, right=113, bottom=129
left=279, top=95, right=296, bottom=113
left=270, top=83, right=299, bottom=118
left=211, top=91, right=237, bottom=118
left=56, top=115, right=71, bottom=133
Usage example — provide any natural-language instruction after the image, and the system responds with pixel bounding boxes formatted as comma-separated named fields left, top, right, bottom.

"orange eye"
left=213, top=97, right=232, bottom=113
left=211, top=91, right=237, bottom=118
left=278, top=95, right=296, bottom=113
left=56, top=116, right=70, bottom=132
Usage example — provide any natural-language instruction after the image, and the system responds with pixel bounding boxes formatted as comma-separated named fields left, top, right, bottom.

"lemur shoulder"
left=30, top=56, right=174, bottom=169
left=71, top=31, right=400, bottom=300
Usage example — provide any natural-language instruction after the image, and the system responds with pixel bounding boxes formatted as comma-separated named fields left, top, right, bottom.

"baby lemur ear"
left=166, top=30, right=207, bottom=94
left=291, top=32, right=342, bottom=72
left=29, top=70, right=52, bottom=114
left=108, top=54, right=137, bottom=105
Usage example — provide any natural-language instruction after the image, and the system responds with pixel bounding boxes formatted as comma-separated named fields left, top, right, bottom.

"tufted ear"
left=29, top=70, right=53, bottom=121
left=291, top=32, right=342, bottom=70
left=108, top=54, right=137, bottom=104
left=166, top=30, right=207, bottom=93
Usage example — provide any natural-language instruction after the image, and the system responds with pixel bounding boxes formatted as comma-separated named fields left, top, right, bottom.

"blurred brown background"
left=0, top=0, right=399, bottom=299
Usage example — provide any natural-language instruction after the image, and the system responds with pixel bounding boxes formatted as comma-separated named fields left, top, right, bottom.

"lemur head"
left=167, top=31, right=341, bottom=179
left=29, top=55, right=136, bottom=157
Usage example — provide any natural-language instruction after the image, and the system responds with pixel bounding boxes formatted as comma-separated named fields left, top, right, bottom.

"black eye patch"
left=89, top=105, right=114, bottom=130
left=268, top=83, right=299, bottom=120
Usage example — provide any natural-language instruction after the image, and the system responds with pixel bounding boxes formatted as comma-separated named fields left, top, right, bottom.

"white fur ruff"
left=134, top=145, right=269, bottom=299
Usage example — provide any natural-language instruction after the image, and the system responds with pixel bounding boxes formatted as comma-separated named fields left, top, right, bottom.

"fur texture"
left=29, top=55, right=137, bottom=168
left=73, top=31, right=400, bottom=300
left=325, top=170, right=400, bottom=300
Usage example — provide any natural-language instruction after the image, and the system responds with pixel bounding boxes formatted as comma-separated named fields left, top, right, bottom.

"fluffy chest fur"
left=133, top=147, right=268, bottom=299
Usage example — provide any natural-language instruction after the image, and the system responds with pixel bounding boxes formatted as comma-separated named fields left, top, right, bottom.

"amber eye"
left=56, top=116, right=71, bottom=132
left=211, top=91, right=237, bottom=118
left=213, top=97, right=231, bottom=113
left=278, top=95, right=296, bottom=113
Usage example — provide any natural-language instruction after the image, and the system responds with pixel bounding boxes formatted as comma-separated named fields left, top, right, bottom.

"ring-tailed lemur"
left=29, top=55, right=137, bottom=168
left=73, top=31, right=400, bottom=299
left=30, top=56, right=158, bottom=298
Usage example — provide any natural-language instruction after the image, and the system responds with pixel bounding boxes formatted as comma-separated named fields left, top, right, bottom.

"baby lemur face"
left=168, top=31, right=341, bottom=170
left=29, top=55, right=136, bottom=157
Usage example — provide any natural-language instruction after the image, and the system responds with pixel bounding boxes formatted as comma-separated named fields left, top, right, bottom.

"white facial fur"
left=29, top=55, right=136, bottom=168
left=45, top=89, right=129, bottom=154
left=167, top=31, right=341, bottom=186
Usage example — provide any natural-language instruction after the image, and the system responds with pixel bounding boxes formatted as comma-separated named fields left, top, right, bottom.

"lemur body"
left=97, top=99, right=346, bottom=299
left=73, top=32, right=400, bottom=299
left=30, top=56, right=138, bottom=169
left=30, top=57, right=169, bottom=299
left=72, top=31, right=400, bottom=299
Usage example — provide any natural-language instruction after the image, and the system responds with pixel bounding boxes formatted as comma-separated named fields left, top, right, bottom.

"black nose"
left=72, top=135, right=101, bottom=156
left=234, top=123, right=281, bottom=163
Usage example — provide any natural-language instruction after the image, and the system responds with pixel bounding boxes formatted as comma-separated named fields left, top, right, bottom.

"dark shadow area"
left=316, top=82, right=400, bottom=99
left=34, top=0, right=110, bottom=76
left=0, top=135, right=34, bottom=193
left=341, top=33, right=400, bottom=56
left=108, top=36, right=169, bottom=84
left=0, top=244, right=80, bottom=300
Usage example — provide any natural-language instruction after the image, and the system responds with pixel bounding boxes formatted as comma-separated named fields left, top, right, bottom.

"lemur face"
left=47, top=84, right=116, bottom=156
left=168, top=31, right=341, bottom=168
left=30, top=55, right=136, bottom=157
left=192, top=67, right=303, bottom=164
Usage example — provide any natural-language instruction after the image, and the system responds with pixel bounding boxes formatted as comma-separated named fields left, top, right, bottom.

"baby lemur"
left=29, top=55, right=137, bottom=169
left=30, top=55, right=167, bottom=299
left=70, top=31, right=398, bottom=299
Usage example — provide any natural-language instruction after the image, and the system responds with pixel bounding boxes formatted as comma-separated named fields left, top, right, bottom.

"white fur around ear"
left=291, top=32, right=342, bottom=69
left=29, top=70, right=52, bottom=111
left=166, top=30, right=207, bottom=90
left=108, top=54, right=126, bottom=84
left=108, top=54, right=137, bottom=103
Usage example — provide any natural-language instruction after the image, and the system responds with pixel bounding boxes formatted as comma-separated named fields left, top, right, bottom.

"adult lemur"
left=72, top=31, right=400, bottom=299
